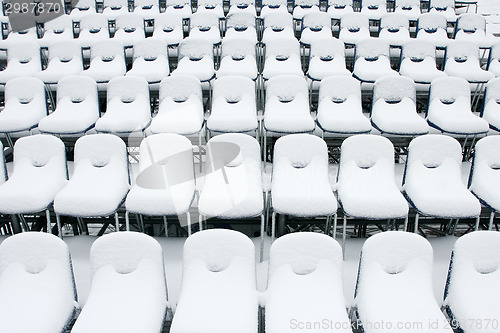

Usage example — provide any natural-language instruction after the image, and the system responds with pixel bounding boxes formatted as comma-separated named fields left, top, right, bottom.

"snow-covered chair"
left=0, top=232, right=78, bottom=333
left=468, top=136, right=500, bottom=229
left=170, top=229, right=258, bottom=333
left=69, top=0, right=98, bottom=20
left=189, top=12, right=221, bottom=46
left=38, top=76, right=99, bottom=135
left=126, top=38, right=169, bottom=87
left=353, top=39, right=399, bottom=83
left=113, top=14, right=146, bottom=48
left=172, top=37, right=216, bottom=88
left=360, top=0, right=388, bottom=21
left=454, top=13, right=497, bottom=49
left=207, top=76, right=258, bottom=134
left=196, top=0, right=224, bottom=19
left=0, top=41, right=42, bottom=85
left=481, top=78, right=500, bottom=131
left=133, top=0, right=160, bottom=20
left=260, top=0, right=289, bottom=18
left=38, top=15, right=75, bottom=48
left=0, top=27, right=38, bottom=50
left=95, top=76, right=151, bottom=133
left=399, top=40, right=447, bottom=85
left=402, top=135, right=481, bottom=231
left=429, top=0, right=457, bottom=24
left=81, top=40, right=126, bottom=89
left=416, top=13, right=451, bottom=49
left=217, top=39, right=259, bottom=80
left=148, top=75, right=204, bottom=136
left=488, top=43, right=500, bottom=77
left=337, top=135, right=408, bottom=233
left=262, top=39, right=303, bottom=80
left=299, top=12, right=332, bottom=47
left=0, top=77, right=47, bottom=133
left=77, top=14, right=110, bottom=49
left=292, top=0, right=320, bottom=22
left=53, top=134, right=129, bottom=230
left=35, top=41, right=83, bottom=87
left=102, top=0, right=130, bottom=21
left=327, top=0, right=354, bottom=20
left=353, top=231, right=453, bottom=333
left=339, top=13, right=370, bottom=46
left=394, top=0, right=421, bottom=22
left=426, top=77, right=489, bottom=135
left=0, top=135, right=68, bottom=230
left=224, top=12, right=258, bottom=43
left=371, top=75, right=429, bottom=135
left=307, top=38, right=350, bottom=84
left=151, top=13, right=184, bottom=47
left=443, top=231, right=500, bottom=332
left=164, top=0, right=192, bottom=19
left=378, top=13, right=411, bottom=48
left=270, top=134, right=338, bottom=239
left=71, top=232, right=170, bottom=333
left=443, top=41, right=494, bottom=83
left=198, top=134, right=264, bottom=253
left=228, top=0, right=256, bottom=15
left=264, top=75, right=315, bottom=135
left=265, top=232, right=350, bottom=333
left=317, top=76, right=371, bottom=134
left=125, top=133, right=196, bottom=232
left=261, top=12, right=296, bottom=43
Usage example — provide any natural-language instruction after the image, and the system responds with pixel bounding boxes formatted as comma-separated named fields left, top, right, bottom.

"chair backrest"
left=90, top=40, right=125, bottom=62
left=80, top=14, right=109, bottom=33
left=430, top=0, right=454, bottom=10
left=262, top=0, right=287, bottom=8
left=355, top=38, right=390, bottom=61
left=373, top=75, right=416, bottom=104
left=74, top=133, right=127, bottom=169
left=328, top=0, right=352, bottom=7
left=57, top=75, right=98, bottom=105
left=266, top=75, right=308, bottom=103
left=302, top=12, right=331, bottom=30
left=380, top=13, right=409, bottom=31
left=265, top=38, right=300, bottom=60
left=310, top=37, right=346, bottom=60
left=394, top=0, right=420, bottom=8
left=429, top=76, right=470, bottom=107
left=166, top=0, right=190, bottom=7
left=154, top=12, right=183, bottom=30
left=468, top=135, right=500, bottom=190
left=456, top=13, right=486, bottom=34
left=483, top=77, right=500, bottom=108
left=197, top=0, right=223, bottom=7
left=417, top=13, right=447, bottom=33
left=44, top=15, right=73, bottom=33
left=401, top=40, right=437, bottom=62
left=178, top=37, right=214, bottom=61
left=226, top=12, right=256, bottom=30
left=4, top=77, right=47, bottom=125
left=47, top=40, right=82, bottom=63
left=115, top=13, right=144, bottom=32
left=74, top=0, right=96, bottom=9
left=213, top=75, right=255, bottom=102
left=445, top=41, right=480, bottom=63
left=132, top=38, right=168, bottom=62
left=107, top=76, right=150, bottom=104
left=103, top=0, right=128, bottom=9
left=135, top=0, right=158, bottom=8
left=221, top=38, right=256, bottom=60
left=340, top=13, right=369, bottom=31
left=294, top=0, right=320, bottom=8
left=160, top=75, right=202, bottom=103
left=263, top=12, right=293, bottom=30
left=7, top=41, right=41, bottom=66
left=361, top=0, right=385, bottom=9
left=319, top=75, right=361, bottom=103
left=190, top=12, right=219, bottom=30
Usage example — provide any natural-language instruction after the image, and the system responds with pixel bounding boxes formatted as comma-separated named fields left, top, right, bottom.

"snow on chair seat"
left=360, top=0, right=388, bottom=21
left=299, top=12, right=333, bottom=47
left=170, top=229, right=258, bottom=333
left=353, top=38, right=399, bottom=84
left=428, top=0, right=458, bottom=24
left=207, top=76, right=258, bottom=134
left=443, top=231, right=500, bottom=333
left=338, top=13, right=370, bottom=47
left=38, top=76, right=99, bottom=135
left=307, top=38, right=351, bottom=84
left=443, top=41, right=494, bottom=84
left=327, top=0, right=354, bottom=21
left=316, top=76, right=371, bottom=134
left=399, top=40, right=447, bottom=85
left=394, top=0, right=421, bottom=22
left=125, top=133, right=196, bottom=231
left=126, top=38, right=170, bottom=86
left=468, top=136, right=500, bottom=229
left=378, top=13, right=411, bottom=48
left=152, top=13, right=184, bottom=47
left=353, top=231, right=453, bottom=333
left=133, top=0, right=160, bottom=20
left=196, top=0, right=224, bottom=19
left=216, top=39, right=259, bottom=80
left=228, top=0, right=256, bottom=16
left=69, top=0, right=97, bottom=20
left=0, top=26, right=38, bottom=50
left=80, top=40, right=126, bottom=89
left=261, top=12, right=296, bottom=44
left=113, top=13, right=146, bottom=48
left=148, top=75, right=204, bottom=136
left=38, top=15, right=75, bottom=48
left=371, top=75, right=429, bottom=135
left=262, top=39, right=304, bottom=80
left=416, top=13, right=451, bottom=49
left=71, top=232, right=170, bottom=333
left=53, top=134, right=129, bottom=220
left=292, top=0, right=320, bottom=21
left=402, top=135, right=481, bottom=229
left=172, top=37, right=216, bottom=88
left=95, top=76, right=151, bottom=133
left=260, top=0, right=289, bottom=18
left=481, top=78, right=500, bottom=131
left=0, top=41, right=42, bottom=85
left=164, top=0, right=192, bottom=20
left=189, top=12, right=222, bottom=46
left=102, top=0, right=130, bottom=21
left=224, top=12, right=258, bottom=43
left=488, top=43, right=500, bottom=78
left=265, top=232, right=351, bottom=333
left=76, top=14, right=110, bottom=49
left=426, top=77, right=489, bottom=135
left=0, top=232, right=79, bottom=333
left=0, top=77, right=47, bottom=133
left=264, top=75, right=315, bottom=134
left=35, top=41, right=84, bottom=86
left=454, top=13, right=497, bottom=49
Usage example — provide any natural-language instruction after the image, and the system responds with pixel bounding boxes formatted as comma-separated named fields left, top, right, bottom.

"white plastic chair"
left=0, top=27, right=38, bottom=50
left=270, top=134, right=338, bottom=240
left=71, top=232, right=170, bottom=333
left=402, top=134, right=481, bottom=231
left=38, top=15, right=75, bottom=48
left=488, top=43, right=500, bottom=77
left=443, top=231, right=500, bottom=332
left=81, top=40, right=126, bottom=89
left=394, top=0, right=421, bottom=22
left=148, top=75, right=204, bottom=136
left=0, top=77, right=47, bottom=133
left=228, top=0, right=256, bottom=15
left=113, top=13, right=146, bottom=48
left=0, top=41, right=42, bottom=85
left=196, top=0, right=224, bottom=19
left=260, top=0, right=289, bottom=18
left=0, top=232, right=78, bottom=333
left=102, top=0, right=130, bottom=20
left=0, top=135, right=68, bottom=232
left=427, top=77, right=489, bottom=135
left=151, top=13, right=184, bottom=47
left=399, top=40, right=447, bottom=85
left=292, top=0, right=320, bottom=21
left=189, top=12, right=221, bottom=45
left=262, top=39, right=303, bottom=80
left=217, top=39, right=259, bottom=80
left=224, top=12, right=258, bottom=43
left=299, top=12, right=333, bottom=47
left=338, top=13, right=370, bottom=46
left=95, top=76, right=151, bottom=133
left=38, top=76, right=99, bottom=135
left=454, top=13, right=497, bottom=49
left=353, top=39, right=399, bottom=83
left=443, top=41, right=494, bottom=83
left=416, top=13, right=451, bottom=49
left=35, top=40, right=84, bottom=86
left=371, top=75, right=429, bottom=135
left=126, top=38, right=169, bottom=86
left=77, top=14, right=110, bottom=48
left=353, top=231, right=453, bottom=333
left=429, top=0, right=457, bottom=24
left=164, top=0, right=192, bottom=19
left=69, top=0, right=98, bottom=20
left=261, top=12, right=296, bottom=43
left=265, top=232, right=351, bottom=333
left=172, top=37, right=216, bottom=88
left=327, top=0, right=354, bottom=20
left=170, top=229, right=258, bottom=333
left=481, top=77, right=500, bottom=131
left=378, top=13, right=411, bottom=48
left=307, top=38, right=350, bottom=83
left=317, top=76, right=371, bottom=134
left=360, top=0, right=388, bottom=21
left=133, top=0, right=160, bottom=20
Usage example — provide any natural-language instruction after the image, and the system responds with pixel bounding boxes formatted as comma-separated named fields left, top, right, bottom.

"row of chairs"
left=1, top=74, right=499, bottom=138
left=0, top=132, right=499, bottom=255
left=0, top=229, right=497, bottom=333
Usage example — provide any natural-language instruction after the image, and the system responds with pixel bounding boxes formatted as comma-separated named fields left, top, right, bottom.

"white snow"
left=224, top=13, right=258, bottom=43
left=444, top=41, right=495, bottom=83
left=81, top=40, right=126, bottom=85
left=353, top=39, right=399, bottom=82
left=307, top=38, right=351, bottom=80
left=262, top=39, right=304, bottom=79
left=152, top=13, right=184, bottom=46
left=300, top=12, right=333, bottom=46
left=378, top=13, right=411, bottom=47
left=189, top=12, right=222, bottom=45
left=403, top=134, right=481, bottom=218
left=0, top=232, right=78, bottom=333
left=0, top=41, right=42, bottom=84
left=113, top=14, right=146, bottom=48
left=360, top=0, right=388, bottom=20
left=327, top=0, right=354, bottom=20
left=165, top=0, right=192, bottom=19
left=262, top=12, right=295, bottom=43
left=173, top=37, right=215, bottom=83
left=429, top=0, right=457, bottom=23
left=271, top=134, right=338, bottom=216
left=339, top=13, right=371, bottom=45
left=482, top=77, right=500, bottom=131
left=39, top=15, right=74, bottom=48
left=454, top=13, right=496, bottom=49
left=399, top=40, right=448, bottom=84
left=489, top=43, right=500, bottom=77
left=416, top=13, right=451, bottom=48
left=337, top=135, right=409, bottom=219
left=126, top=38, right=170, bottom=84
left=394, top=0, right=421, bottom=21
left=36, top=41, right=84, bottom=85
left=217, top=39, right=259, bottom=79
left=77, top=15, right=110, bottom=48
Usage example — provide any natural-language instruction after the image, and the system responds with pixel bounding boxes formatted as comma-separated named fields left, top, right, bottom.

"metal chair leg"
left=404, top=215, right=408, bottom=232
left=260, top=213, right=265, bottom=262
left=198, top=213, right=203, bottom=231
left=342, top=215, right=347, bottom=259
left=163, top=216, right=168, bottom=237
left=46, top=210, right=53, bottom=235
left=125, top=211, right=130, bottom=231
left=333, top=213, right=338, bottom=239
left=115, top=212, right=120, bottom=231
left=474, top=215, right=480, bottom=231
left=271, top=211, right=276, bottom=242
left=186, top=211, right=192, bottom=236
left=414, top=212, right=419, bottom=233
left=489, top=211, right=495, bottom=231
